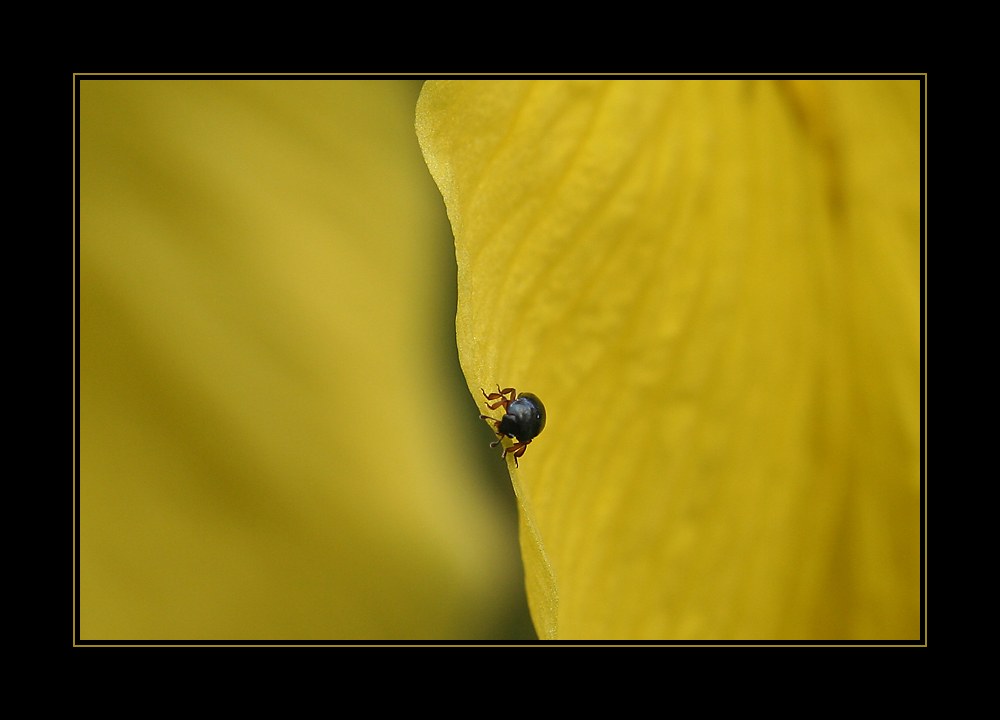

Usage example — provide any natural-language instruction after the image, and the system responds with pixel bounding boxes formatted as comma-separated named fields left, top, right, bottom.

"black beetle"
left=479, top=385, right=546, bottom=467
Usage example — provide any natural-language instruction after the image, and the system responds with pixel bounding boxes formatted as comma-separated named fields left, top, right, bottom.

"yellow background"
left=79, top=80, right=530, bottom=640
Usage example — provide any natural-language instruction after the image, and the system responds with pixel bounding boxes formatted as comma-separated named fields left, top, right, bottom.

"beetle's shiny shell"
left=498, top=393, right=546, bottom=442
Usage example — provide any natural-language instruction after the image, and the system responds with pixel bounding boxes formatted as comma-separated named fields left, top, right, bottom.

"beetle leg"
left=485, top=385, right=513, bottom=400
left=482, top=386, right=516, bottom=410
left=481, top=388, right=511, bottom=411
left=499, top=387, right=516, bottom=410
left=480, top=414, right=507, bottom=447
left=503, top=441, right=530, bottom=467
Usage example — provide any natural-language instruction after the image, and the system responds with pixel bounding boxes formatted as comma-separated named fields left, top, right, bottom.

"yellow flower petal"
left=417, top=79, right=920, bottom=639
left=80, top=80, right=521, bottom=639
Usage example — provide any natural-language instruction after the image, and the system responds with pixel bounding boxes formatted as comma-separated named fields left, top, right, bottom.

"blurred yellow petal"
left=80, top=80, right=523, bottom=639
left=416, top=79, right=920, bottom=640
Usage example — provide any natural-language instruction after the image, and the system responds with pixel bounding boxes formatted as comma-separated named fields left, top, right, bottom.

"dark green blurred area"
left=407, top=80, right=537, bottom=640
left=80, top=79, right=535, bottom=640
